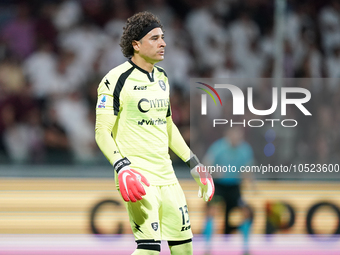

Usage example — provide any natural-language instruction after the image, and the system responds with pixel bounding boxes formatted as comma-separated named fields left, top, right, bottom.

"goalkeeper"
left=95, top=11, right=214, bottom=255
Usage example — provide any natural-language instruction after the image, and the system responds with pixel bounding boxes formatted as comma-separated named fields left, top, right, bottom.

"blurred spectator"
left=47, top=49, right=86, bottom=94
left=0, top=3, right=15, bottom=29
left=213, top=48, right=246, bottom=79
left=241, top=38, right=265, bottom=78
left=53, top=0, right=82, bottom=32
left=42, top=105, right=72, bottom=164
left=229, top=11, right=260, bottom=67
left=35, top=3, right=58, bottom=50
left=185, top=0, right=223, bottom=67
left=53, top=91, right=96, bottom=163
left=145, top=0, right=175, bottom=27
left=23, top=40, right=56, bottom=99
left=99, top=21, right=126, bottom=75
left=0, top=57, right=25, bottom=94
left=326, top=45, right=340, bottom=89
left=260, top=26, right=274, bottom=59
left=0, top=89, right=14, bottom=162
left=59, top=18, right=107, bottom=77
left=80, top=0, right=108, bottom=27
left=25, top=47, right=85, bottom=98
left=1, top=3, right=36, bottom=60
left=307, top=41, right=323, bottom=78
left=319, top=0, right=340, bottom=56
left=2, top=84, right=42, bottom=163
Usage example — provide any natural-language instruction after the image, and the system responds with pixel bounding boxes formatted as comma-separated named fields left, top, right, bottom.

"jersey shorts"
left=123, top=181, right=193, bottom=242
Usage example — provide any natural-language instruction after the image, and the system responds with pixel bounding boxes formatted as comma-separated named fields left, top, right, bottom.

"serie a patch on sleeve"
left=98, top=95, right=107, bottom=108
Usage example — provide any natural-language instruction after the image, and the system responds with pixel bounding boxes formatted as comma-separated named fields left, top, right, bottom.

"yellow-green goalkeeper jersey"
left=96, top=59, right=178, bottom=185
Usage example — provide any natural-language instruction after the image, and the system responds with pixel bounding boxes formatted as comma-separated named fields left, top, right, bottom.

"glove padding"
left=118, top=166, right=150, bottom=202
left=190, top=164, right=215, bottom=202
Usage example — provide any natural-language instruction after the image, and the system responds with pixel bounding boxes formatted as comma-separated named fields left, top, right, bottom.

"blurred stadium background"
left=1, top=0, right=340, bottom=254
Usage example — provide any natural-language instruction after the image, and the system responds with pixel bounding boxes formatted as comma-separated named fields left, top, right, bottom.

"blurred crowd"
left=0, top=0, right=339, bottom=166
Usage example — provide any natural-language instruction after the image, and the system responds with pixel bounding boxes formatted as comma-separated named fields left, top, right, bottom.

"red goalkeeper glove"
left=187, top=155, right=215, bottom=202
left=114, top=158, right=150, bottom=202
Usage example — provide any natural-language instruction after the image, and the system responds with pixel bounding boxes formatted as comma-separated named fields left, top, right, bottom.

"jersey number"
left=179, top=205, right=190, bottom=225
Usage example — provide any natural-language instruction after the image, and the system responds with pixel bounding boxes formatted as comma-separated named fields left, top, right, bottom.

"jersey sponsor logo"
left=98, top=95, right=106, bottom=108
left=134, top=85, right=147, bottom=90
left=137, top=98, right=169, bottom=113
left=138, top=118, right=167, bottom=126
left=137, top=98, right=149, bottom=113
left=151, top=222, right=158, bottom=231
left=180, top=225, right=191, bottom=231
left=159, top=80, right=166, bottom=91
left=134, top=221, right=143, bottom=233
left=104, top=79, right=110, bottom=90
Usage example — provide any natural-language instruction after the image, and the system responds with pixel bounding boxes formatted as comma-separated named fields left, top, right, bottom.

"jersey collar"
left=128, top=59, right=155, bottom=82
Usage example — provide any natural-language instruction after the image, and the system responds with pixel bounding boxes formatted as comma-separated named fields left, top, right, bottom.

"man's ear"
left=132, top=40, right=141, bottom=52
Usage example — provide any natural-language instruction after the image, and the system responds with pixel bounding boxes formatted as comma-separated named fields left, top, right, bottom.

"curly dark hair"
left=120, top=12, right=163, bottom=58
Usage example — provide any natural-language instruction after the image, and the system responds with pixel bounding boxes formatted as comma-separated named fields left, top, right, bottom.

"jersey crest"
left=158, top=80, right=166, bottom=91
left=151, top=222, right=158, bottom=231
